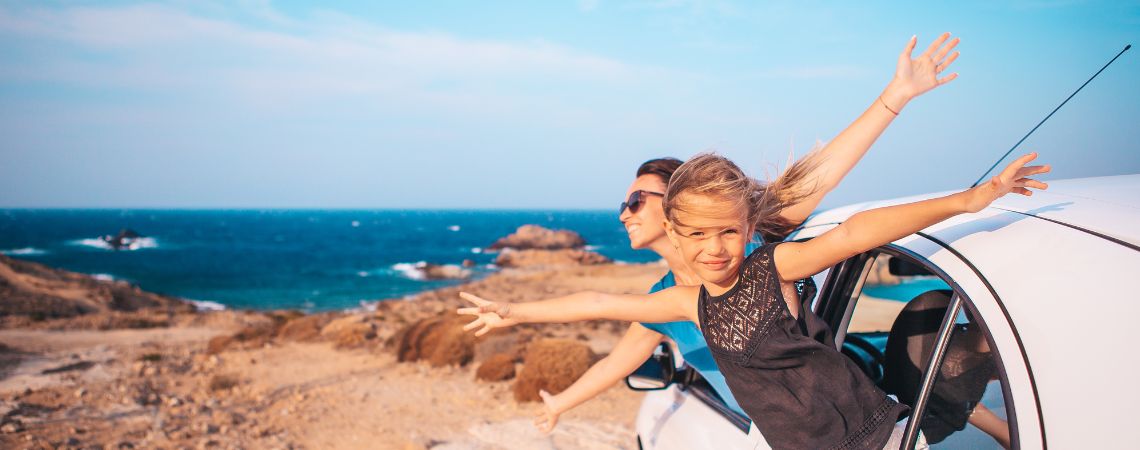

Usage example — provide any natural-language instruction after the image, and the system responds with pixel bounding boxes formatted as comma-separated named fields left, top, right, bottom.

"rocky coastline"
left=0, top=226, right=663, bottom=449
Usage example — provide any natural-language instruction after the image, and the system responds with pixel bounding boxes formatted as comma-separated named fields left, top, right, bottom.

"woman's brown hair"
left=662, top=152, right=824, bottom=243
left=636, top=157, right=684, bottom=184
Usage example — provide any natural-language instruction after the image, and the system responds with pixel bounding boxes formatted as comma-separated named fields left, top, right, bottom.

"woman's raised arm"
left=779, top=33, right=962, bottom=224
left=774, top=153, right=1050, bottom=281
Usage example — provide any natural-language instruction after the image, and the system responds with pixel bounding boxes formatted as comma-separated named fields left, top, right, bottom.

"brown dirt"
left=0, top=261, right=667, bottom=449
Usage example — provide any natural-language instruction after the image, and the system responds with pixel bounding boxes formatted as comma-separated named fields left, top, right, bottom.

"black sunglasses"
left=619, top=190, right=665, bottom=215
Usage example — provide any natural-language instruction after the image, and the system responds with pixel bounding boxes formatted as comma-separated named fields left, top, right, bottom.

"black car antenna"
left=971, top=44, right=1131, bottom=188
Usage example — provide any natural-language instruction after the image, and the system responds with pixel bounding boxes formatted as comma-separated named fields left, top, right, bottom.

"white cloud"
left=0, top=2, right=665, bottom=112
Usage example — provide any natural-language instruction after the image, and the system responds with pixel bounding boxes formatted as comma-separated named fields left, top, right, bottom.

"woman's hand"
left=964, top=152, right=1051, bottom=213
left=457, top=292, right=519, bottom=336
left=533, top=390, right=563, bottom=433
left=882, top=33, right=961, bottom=112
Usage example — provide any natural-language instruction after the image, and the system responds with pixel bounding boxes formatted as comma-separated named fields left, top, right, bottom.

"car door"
left=632, top=342, right=765, bottom=450
left=791, top=225, right=1041, bottom=449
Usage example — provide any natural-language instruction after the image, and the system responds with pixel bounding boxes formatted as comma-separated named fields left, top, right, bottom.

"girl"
left=533, top=32, right=963, bottom=433
left=459, top=149, right=1048, bottom=449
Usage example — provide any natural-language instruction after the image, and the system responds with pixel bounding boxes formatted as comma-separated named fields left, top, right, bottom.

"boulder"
left=487, top=225, right=586, bottom=251
left=513, top=339, right=596, bottom=402
left=494, top=249, right=610, bottom=268
left=420, top=263, right=471, bottom=280
left=0, top=254, right=194, bottom=320
left=476, top=353, right=517, bottom=382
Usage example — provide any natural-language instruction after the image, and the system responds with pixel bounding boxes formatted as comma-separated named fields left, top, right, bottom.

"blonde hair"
left=663, top=151, right=825, bottom=243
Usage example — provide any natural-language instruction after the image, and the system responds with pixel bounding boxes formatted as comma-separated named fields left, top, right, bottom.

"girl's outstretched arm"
left=532, top=323, right=665, bottom=433
left=779, top=33, right=962, bottom=224
left=774, top=153, right=1051, bottom=281
left=457, top=287, right=699, bottom=336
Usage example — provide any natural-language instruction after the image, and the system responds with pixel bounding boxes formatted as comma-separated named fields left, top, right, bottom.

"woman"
left=532, top=33, right=964, bottom=433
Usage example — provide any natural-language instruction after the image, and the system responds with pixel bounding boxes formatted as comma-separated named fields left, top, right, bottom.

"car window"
left=829, top=251, right=1012, bottom=449
left=916, top=306, right=1011, bottom=449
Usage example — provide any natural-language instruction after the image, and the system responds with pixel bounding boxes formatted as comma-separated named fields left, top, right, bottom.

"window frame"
left=815, top=243, right=1021, bottom=450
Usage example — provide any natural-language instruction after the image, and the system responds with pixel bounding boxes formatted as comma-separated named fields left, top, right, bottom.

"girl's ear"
left=664, top=220, right=682, bottom=248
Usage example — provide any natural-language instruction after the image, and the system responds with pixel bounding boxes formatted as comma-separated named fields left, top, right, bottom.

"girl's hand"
left=457, top=292, right=518, bottom=336
left=533, top=390, right=563, bottom=434
left=964, top=152, right=1051, bottom=213
left=882, top=33, right=961, bottom=112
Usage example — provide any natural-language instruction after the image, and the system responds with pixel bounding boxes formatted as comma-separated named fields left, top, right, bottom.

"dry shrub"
left=476, top=353, right=516, bottom=382
left=209, top=374, right=240, bottom=391
left=205, top=335, right=234, bottom=355
left=276, top=315, right=328, bottom=342
left=205, top=323, right=276, bottom=355
left=393, top=316, right=476, bottom=367
left=513, top=339, right=596, bottom=402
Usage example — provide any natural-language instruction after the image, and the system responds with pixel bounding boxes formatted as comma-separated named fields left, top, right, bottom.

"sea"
left=0, top=209, right=660, bottom=312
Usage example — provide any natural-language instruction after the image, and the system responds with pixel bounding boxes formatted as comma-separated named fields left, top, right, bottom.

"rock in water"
left=487, top=225, right=586, bottom=251
left=513, top=339, right=596, bottom=402
left=493, top=249, right=610, bottom=268
left=419, top=263, right=471, bottom=280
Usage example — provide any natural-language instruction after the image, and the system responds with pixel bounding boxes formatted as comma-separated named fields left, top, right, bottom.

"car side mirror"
left=625, top=343, right=677, bottom=391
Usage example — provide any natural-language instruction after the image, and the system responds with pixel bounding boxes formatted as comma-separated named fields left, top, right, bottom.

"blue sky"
left=1, top=0, right=1138, bottom=209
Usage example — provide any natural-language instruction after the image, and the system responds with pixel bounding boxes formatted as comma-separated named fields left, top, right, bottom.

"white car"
left=628, top=174, right=1140, bottom=450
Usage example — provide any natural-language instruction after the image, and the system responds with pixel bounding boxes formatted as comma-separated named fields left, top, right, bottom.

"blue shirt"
left=643, top=271, right=746, bottom=416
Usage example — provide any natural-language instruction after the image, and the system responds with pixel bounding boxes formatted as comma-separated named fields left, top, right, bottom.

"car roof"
left=804, top=174, right=1140, bottom=249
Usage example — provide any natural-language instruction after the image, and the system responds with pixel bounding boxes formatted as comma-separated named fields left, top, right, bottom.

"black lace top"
left=697, top=243, right=909, bottom=450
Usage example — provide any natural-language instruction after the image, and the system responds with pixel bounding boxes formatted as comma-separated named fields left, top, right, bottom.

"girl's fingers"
left=463, top=319, right=483, bottom=331
left=459, top=292, right=488, bottom=306
left=1016, top=178, right=1049, bottom=190
left=999, top=153, right=1039, bottom=180
left=1015, top=164, right=1052, bottom=178
left=937, top=72, right=959, bottom=85
left=475, top=326, right=491, bottom=337
left=1013, top=187, right=1033, bottom=196
left=922, top=32, right=951, bottom=58
left=932, top=37, right=960, bottom=63
left=936, top=51, right=960, bottom=73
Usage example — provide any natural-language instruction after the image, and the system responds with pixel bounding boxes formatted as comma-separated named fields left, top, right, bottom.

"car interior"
left=829, top=250, right=1013, bottom=449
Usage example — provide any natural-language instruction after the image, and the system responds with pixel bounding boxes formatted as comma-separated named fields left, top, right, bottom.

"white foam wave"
left=91, top=273, right=117, bottom=282
left=351, top=220, right=361, bottom=228
left=189, top=299, right=227, bottom=311
left=1, top=247, right=47, bottom=256
left=391, top=262, right=427, bottom=280
left=584, top=245, right=602, bottom=251
left=70, top=237, right=159, bottom=251
left=470, top=247, right=483, bottom=254
left=349, top=300, right=379, bottom=314
left=448, top=225, right=461, bottom=232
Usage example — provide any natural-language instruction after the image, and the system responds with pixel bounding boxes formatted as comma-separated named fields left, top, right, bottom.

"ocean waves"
left=1, top=247, right=48, bottom=256
left=69, top=237, right=160, bottom=251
